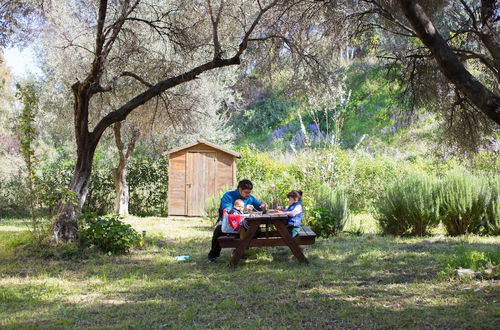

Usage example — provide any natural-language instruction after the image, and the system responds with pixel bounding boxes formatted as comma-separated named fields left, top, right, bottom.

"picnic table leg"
left=274, top=221, right=308, bottom=263
left=230, top=220, right=261, bottom=267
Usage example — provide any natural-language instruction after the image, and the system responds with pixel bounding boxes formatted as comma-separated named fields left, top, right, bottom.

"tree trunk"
left=52, top=138, right=97, bottom=242
left=113, top=122, right=139, bottom=216
left=52, top=81, right=100, bottom=243
left=114, top=161, right=130, bottom=216
left=397, top=0, right=500, bottom=125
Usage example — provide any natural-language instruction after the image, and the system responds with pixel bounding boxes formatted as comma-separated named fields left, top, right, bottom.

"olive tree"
left=351, top=0, right=499, bottom=148
left=31, top=0, right=343, bottom=242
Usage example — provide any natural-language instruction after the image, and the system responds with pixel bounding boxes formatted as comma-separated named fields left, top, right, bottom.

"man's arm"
left=220, top=192, right=234, bottom=212
left=251, top=196, right=265, bottom=211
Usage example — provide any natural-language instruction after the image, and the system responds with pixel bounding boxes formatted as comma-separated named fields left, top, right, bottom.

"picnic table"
left=218, top=212, right=316, bottom=266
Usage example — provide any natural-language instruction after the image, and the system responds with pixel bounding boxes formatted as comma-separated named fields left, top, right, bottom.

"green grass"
left=0, top=216, right=499, bottom=328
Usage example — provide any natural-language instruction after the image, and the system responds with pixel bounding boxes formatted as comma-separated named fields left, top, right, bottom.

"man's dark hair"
left=237, top=179, right=253, bottom=190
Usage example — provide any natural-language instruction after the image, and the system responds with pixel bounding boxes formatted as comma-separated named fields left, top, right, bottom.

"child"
left=279, top=190, right=303, bottom=237
left=230, top=199, right=252, bottom=238
left=229, top=199, right=245, bottom=215
left=222, top=199, right=247, bottom=233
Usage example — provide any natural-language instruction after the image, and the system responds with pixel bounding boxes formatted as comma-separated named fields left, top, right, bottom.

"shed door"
left=186, top=152, right=216, bottom=216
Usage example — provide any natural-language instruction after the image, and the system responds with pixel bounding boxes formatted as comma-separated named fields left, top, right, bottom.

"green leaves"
left=376, top=173, right=441, bottom=236
left=15, top=83, right=39, bottom=167
left=14, top=82, right=45, bottom=240
left=484, top=176, right=500, bottom=235
left=308, top=184, right=349, bottom=238
left=439, top=172, right=490, bottom=236
left=80, top=213, right=141, bottom=254
left=376, top=172, right=499, bottom=237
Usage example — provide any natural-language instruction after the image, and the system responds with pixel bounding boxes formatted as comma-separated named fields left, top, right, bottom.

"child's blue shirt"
left=286, top=201, right=303, bottom=227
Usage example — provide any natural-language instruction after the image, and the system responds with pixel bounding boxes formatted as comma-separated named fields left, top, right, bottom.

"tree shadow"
left=1, top=233, right=499, bottom=328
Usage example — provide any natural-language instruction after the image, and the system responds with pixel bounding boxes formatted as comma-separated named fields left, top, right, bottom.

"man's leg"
left=208, top=224, right=223, bottom=260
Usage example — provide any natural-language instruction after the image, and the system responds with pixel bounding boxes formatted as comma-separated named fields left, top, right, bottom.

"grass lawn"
left=0, top=215, right=499, bottom=329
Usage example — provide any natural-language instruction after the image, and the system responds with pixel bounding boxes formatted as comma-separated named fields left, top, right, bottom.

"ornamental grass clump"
left=309, top=184, right=348, bottom=237
left=484, top=176, right=500, bottom=235
left=376, top=174, right=440, bottom=236
left=438, top=172, right=489, bottom=236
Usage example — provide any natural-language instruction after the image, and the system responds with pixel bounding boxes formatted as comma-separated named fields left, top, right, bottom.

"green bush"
left=236, top=146, right=285, bottom=184
left=203, top=187, right=229, bottom=224
left=128, top=156, right=168, bottom=216
left=484, top=176, right=500, bottom=235
left=375, top=174, right=440, bottom=236
left=80, top=213, right=141, bottom=254
left=346, top=152, right=405, bottom=211
left=0, top=172, right=29, bottom=216
left=439, top=172, right=489, bottom=236
left=232, top=92, right=295, bottom=133
left=440, top=245, right=500, bottom=278
left=308, top=184, right=348, bottom=237
left=0, top=147, right=169, bottom=217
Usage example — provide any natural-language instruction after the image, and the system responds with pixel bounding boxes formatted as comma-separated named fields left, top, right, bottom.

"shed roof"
left=163, top=139, right=241, bottom=158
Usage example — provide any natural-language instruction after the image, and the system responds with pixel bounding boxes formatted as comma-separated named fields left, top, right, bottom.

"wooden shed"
left=164, top=139, right=241, bottom=217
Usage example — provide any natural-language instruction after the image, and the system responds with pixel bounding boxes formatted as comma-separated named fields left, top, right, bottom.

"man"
left=207, top=179, right=267, bottom=262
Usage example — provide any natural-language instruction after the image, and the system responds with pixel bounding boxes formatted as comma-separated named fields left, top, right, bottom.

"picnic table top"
left=240, top=210, right=288, bottom=221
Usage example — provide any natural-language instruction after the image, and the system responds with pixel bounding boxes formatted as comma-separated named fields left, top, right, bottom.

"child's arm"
left=283, top=204, right=302, bottom=217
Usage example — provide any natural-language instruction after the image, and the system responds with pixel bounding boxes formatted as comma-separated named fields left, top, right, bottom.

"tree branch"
left=207, top=0, right=225, bottom=59
left=235, top=0, right=279, bottom=57
left=397, top=0, right=500, bottom=125
left=90, top=56, right=241, bottom=143
left=121, top=71, right=153, bottom=87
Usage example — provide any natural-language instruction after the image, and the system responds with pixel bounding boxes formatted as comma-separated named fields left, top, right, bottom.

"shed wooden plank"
left=168, top=152, right=186, bottom=216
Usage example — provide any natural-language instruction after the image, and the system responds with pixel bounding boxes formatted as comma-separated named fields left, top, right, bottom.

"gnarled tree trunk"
left=113, top=122, right=139, bottom=216
left=52, top=133, right=97, bottom=242
left=397, top=0, right=500, bottom=125
left=52, top=81, right=101, bottom=242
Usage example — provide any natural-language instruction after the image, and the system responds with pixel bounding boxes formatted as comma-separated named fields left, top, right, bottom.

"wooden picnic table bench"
left=217, top=213, right=316, bottom=266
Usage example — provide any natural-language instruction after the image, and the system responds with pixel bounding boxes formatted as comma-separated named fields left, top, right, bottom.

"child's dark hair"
left=287, top=190, right=303, bottom=201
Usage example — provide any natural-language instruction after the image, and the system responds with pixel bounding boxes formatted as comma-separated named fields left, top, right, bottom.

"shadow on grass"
left=1, top=231, right=499, bottom=328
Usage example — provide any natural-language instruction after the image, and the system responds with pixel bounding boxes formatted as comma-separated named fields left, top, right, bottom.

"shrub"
left=439, top=172, right=489, bottom=236
left=252, top=178, right=300, bottom=207
left=80, top=213, right=141, bottom=254
left=308, top=184, right=348, bottom=237
left=0, top=173, right=29, bottom=216
left=203, top=187, right=229, bottom=224
left=440, top=245, right=500, bottom=278
left=85, top=162, right=115, bottom=214
left=128, top=156, right=168, bottom=216
left=375, top=174, right=440, bottom=236
left=236, top=146, right=285, bottom=184
left=484, top=176, right=500, bottom=235
left=232, top=92, right=295, bottom=133
left=346, top=152, right=405, bottom=211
